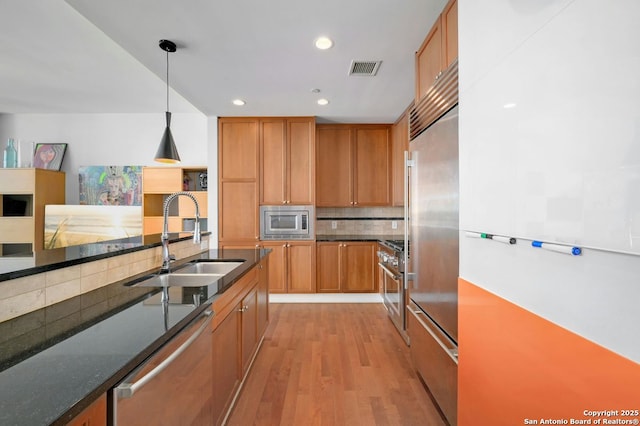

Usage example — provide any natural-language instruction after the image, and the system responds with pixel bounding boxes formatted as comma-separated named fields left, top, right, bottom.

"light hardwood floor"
left=226, top=303, right=448, bottom=426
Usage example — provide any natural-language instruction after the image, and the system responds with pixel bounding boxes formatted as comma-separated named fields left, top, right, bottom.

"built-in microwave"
left=259, top=205, right=314, bottom=240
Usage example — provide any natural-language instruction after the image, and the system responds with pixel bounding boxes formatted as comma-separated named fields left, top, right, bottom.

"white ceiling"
left=0, top=0, right=445, bottom=123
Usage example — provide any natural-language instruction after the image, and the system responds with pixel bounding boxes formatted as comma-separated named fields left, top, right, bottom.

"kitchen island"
left=0, top=235, right=270, bottom=426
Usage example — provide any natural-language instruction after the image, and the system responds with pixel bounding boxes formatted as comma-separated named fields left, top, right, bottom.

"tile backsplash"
left=316, top=207, right=404, bottom=236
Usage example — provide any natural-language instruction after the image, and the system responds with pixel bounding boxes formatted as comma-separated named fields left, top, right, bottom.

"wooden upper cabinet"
left=415, top=0, right=458, bottom=102
left=287, top=119, right=315, bottom=205
left=391, top=108, right=410, bottom=206
left=316, top=126, right=352, bottom=207
left=219, top=119, right=258, bottom=181
left=260, top=119, right=286, bottom=204
left=260, top=117, right=315, bottom=205
left=354, top=127, right=391, bottom=206
left=316, top=124, right=391, bottom=207
left=416, top=19, right=442, bottom=101
left=441, top=0, right=458, bottom=70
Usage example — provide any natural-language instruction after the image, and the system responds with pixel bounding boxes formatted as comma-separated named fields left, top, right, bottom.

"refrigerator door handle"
left=404, top=150, right=413, bottom=289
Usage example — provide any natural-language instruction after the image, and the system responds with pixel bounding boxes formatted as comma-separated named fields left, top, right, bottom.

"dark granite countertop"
left=0, top=232, right=213, bottom=281
left=0, top=245, right=269, bottom=426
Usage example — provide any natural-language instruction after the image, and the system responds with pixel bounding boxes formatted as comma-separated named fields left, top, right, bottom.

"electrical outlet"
left=391, top=221, right=398, bottom=230
left=331, top=221, right=338, bottom=229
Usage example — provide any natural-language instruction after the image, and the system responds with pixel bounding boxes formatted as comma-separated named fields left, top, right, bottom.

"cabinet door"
left=316, top=242, right=341, bottom=292
left=316, top=127, right=352, bottom=207
left=354, top=127, right=391, bottom=206
left=219, top=119, right=258, bottom=180
left=287, top=119, right=315, bottom=205
left=286, top=241, right=316, bottom=293
left=261, top=242, right=286, bottom=293
left=392, top=111, right=409, bottom=207
left=212, top=307, right=240, bottom=426
left=67, top=395, right=106, bottom=426
left=240, top=285, right=259, bottom=376
left=260, top=119, right=286, bottom=205
left=441, top=0, right=458, bottom=70
left=257, top=258, right=269, bottom=336
left=219, top=181, right=258, bottom=242
left=415, top=19, right=442, bottom=101
left=342, top=242, right=377, bottom=292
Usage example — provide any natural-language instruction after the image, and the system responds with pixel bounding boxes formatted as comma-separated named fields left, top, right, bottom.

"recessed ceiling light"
left=315, top=37, right=333, bottom=50
left=503, top=102, right=517, bottom=109
left=317, top=98, right=329, bottom=106
left=232, top=99, right=245, bottom=106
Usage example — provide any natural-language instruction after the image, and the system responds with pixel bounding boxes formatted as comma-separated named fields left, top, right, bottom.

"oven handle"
left=115, top=308, right=214, bottom=399
left=377, top=262, right=402, bottom=281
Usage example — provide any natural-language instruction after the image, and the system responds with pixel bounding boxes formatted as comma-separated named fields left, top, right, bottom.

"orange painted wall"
left=459, top=278, right=640, bottom=426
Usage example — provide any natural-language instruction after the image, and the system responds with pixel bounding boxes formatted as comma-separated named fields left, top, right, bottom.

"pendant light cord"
left=166, top=49, right=170, bottom=112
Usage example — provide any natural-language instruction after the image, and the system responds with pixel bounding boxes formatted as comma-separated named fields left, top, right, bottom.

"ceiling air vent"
left=349, top=60, right=382, bottom=76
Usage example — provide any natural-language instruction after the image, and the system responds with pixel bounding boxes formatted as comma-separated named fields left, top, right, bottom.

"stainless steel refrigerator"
left=405, top=61, right=459, bottom=425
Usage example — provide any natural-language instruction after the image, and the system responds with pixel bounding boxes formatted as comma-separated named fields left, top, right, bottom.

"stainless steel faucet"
left=161, top=191, right=201, bottom=272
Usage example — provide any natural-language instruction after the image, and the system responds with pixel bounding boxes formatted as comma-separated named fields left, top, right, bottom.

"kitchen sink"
left=134, top=261, right=243, bottom=287
left=173, top=261, right=243, bottom=276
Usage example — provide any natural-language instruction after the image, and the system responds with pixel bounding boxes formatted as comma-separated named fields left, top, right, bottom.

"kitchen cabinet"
left=316, top=124, right=391, bottom=207
left=391, top=107, right=410, bottom=207
left=209, top=261, right=266, bottom=425
left=142, top=166, right=208, bottom=235
left=67, top=394, right=106, bottom=426
left=316, top=241, right=377, bottom=293
left=260, top=117, right=315, bottom=205
left=0, top=168, right=65, bottom=253
left=257, top=258, right=269, bottom=336
left=415, top=0, right=458, bottom=102
left=211, top=302, right=240, bottom=426
left=261, top=240, right=316, bottom=293
left=218, top=118, right=259, bottom=243
left=240, top=284, right=259, bottom=376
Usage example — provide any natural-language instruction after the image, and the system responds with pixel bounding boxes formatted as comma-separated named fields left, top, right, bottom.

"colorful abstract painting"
left=79, top=166, right=142, bottom=206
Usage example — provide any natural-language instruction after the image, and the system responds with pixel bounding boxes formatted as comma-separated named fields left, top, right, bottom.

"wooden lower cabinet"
left=67, top=394, right=106, bottom=426
left=317, top=241, right=378, bottom=292
left=257, top=258, right=269, bottom=336
left=210, top=258, right=270, bottom=425
left=211, top=306, right=241, bottom=426
left=261, top=241, right=315, bottom=293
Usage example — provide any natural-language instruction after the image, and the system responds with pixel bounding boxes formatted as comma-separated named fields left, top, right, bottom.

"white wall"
left=459, top=0, right=640, bottom=362
left=0, top=112, right=208, bottom=204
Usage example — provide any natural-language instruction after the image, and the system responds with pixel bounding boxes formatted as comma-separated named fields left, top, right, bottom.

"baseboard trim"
left=269, top=293, right=383, bottom=303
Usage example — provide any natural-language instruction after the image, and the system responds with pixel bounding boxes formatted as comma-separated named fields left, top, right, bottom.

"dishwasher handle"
left=115, top=308, right=214, bottom=399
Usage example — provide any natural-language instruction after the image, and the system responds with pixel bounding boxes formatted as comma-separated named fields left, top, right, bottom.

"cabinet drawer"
left=0, top=169, right=35, bottom=192
left=143, top=168, right=182, bottom=193
left=0, top=217, right=33, bottom=242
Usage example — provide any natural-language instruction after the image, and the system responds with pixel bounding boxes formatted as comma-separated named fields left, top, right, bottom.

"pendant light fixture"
left=154, top=39, right=181, bottom=163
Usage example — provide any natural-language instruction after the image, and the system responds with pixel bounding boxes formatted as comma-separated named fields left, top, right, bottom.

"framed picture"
left=33, top=143, right=67, bottom=171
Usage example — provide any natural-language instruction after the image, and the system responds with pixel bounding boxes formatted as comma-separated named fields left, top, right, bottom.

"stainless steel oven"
left=377, top=240, right=409, bottom=344
left=259, top=205, right=314, bottom=240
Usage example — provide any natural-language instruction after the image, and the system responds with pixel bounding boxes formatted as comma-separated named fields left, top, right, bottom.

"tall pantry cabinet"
left=218, top=117, right=316, bottom=293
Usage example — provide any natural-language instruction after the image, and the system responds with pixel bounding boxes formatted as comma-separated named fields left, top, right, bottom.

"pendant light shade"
left=154, top=39, right=181, bottom=164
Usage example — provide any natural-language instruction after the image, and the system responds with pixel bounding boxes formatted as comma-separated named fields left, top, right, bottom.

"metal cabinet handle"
left=115, top=308, right=214, bottom=399
left=239, top=305, right=249, bottom=312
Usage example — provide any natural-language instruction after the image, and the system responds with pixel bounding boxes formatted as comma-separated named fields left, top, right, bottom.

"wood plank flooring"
left=226, top=303, right=448, bottom=426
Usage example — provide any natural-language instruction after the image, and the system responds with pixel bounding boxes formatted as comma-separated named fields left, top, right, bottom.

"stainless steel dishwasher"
left=112, top=306, right=214, bottom=425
